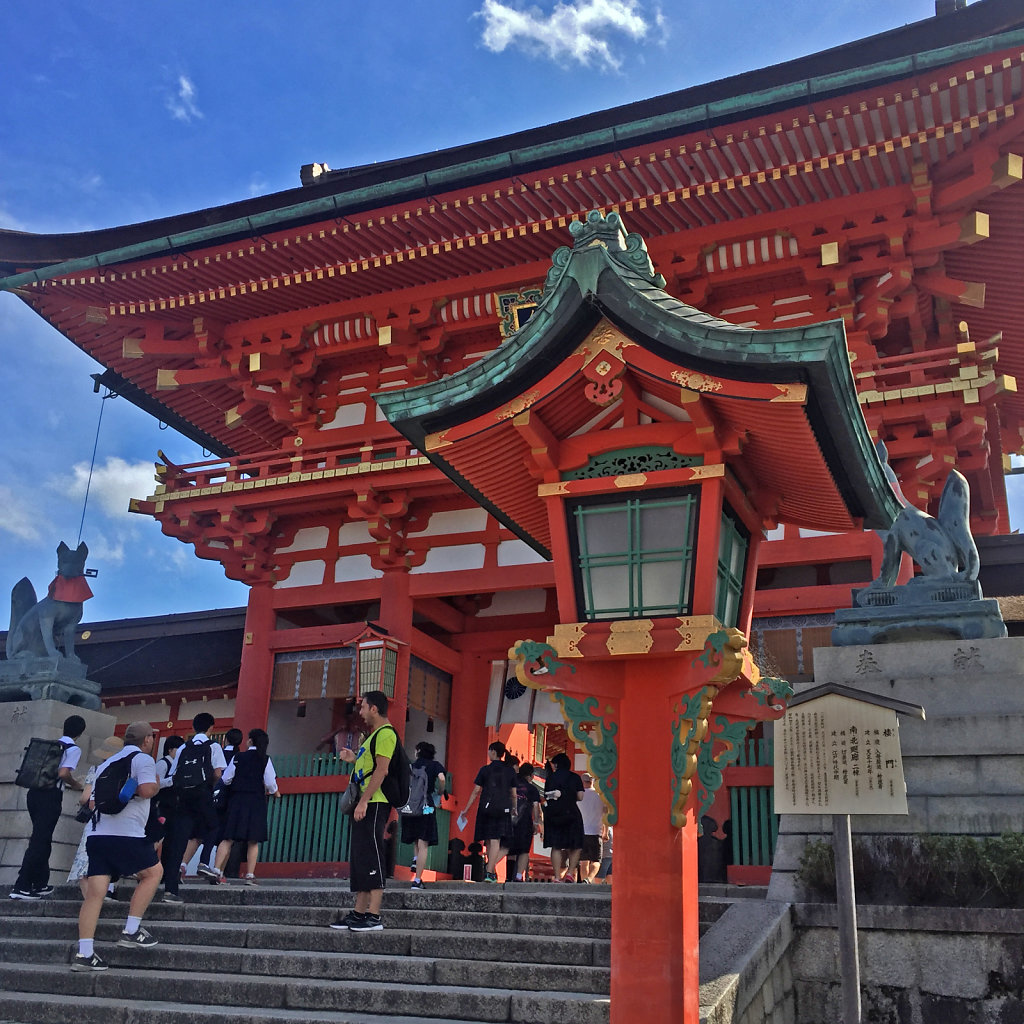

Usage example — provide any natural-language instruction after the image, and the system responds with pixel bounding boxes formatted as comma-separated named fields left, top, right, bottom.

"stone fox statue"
left=7, top=541, right=93, bottom=662
left=871, top=442, right=979, bottom=588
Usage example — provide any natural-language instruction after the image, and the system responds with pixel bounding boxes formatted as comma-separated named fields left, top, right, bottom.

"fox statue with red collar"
left=7, top=541, right=93, bottom=664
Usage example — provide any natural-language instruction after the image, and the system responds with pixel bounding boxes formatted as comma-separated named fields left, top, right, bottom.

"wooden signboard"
left=774, top=692, right=909, bottom=816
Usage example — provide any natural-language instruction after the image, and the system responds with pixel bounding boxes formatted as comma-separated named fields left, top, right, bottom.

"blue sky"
left=3, top=0, right=1005, bottom=624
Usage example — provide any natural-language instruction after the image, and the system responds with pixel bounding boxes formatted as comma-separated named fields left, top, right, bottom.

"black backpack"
left=173, top=739, right=213, bottom=789
left=93, top=752, right=140, bottom=816
left=369, top=725, right=411, bottom=808
left=482, top=762, right=514, bottom=816
left=15, top=738, right=72, bottom=790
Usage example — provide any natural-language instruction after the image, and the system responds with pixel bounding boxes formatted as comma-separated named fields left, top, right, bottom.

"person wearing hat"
left=67, top=735, right=124, bottom=898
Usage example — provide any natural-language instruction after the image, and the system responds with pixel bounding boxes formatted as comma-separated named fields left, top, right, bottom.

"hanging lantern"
left=353, top=626, right=403, bottom=699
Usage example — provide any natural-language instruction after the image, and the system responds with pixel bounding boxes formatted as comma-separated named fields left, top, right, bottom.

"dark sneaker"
left=71, top=952, right=108, bottom=972
left=410, top=878, right=424, bottom=890
left=34, top=885, right=55, bottom=897
left=8, top=889, right=42, bottom=901
left=348, top=914, right=383, bottom=931
left=162, top=892, right=184, bottom=904
left=196, top=864, right=220, bottom=882
left=329, top=911, right=367, bottom=930
left=118, top=926, right=158, bottom=949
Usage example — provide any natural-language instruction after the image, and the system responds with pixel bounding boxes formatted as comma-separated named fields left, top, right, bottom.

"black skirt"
left=221, top=791, right=268, bottom=843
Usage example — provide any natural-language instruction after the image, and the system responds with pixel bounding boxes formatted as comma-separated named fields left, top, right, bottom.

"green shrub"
left=794, top=832, right=1024, bottom=907
left=796, top=839, right=835, bottom=898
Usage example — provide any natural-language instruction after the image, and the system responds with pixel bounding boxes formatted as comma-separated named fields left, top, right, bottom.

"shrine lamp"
left=353, top=627, right=403, bottom=699
left=552, top=463, right=754, bottom=629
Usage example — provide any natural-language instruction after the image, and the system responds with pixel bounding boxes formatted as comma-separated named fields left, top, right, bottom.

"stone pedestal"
left=0, top=655, right=102, bottom=710
left=768, top=636, right=1024, bottom=901
left=0, top=699, right=115, bottom=885
left=832, top=579, right=1006, bottom=646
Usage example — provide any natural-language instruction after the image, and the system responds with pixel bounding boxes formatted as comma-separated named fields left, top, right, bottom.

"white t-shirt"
left=89, top=746, right=158, bottom=838
left=58, top=736, right=82, bottom=790
left=580, top=787, right=605, bottom=836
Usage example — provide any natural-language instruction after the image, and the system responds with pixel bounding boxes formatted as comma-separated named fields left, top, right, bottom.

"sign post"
left=774, top=683, right=925, bottom=1024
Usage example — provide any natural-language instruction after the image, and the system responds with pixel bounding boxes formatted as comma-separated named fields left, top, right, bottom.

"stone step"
left=5, top=895, right=612, bottom=938
left=0, top=991, right=510, bottom=1024
left=1, top=937, right=611, bottom=993
left=0, top=964, right=611, bottom=1024
left=0, top=914, right=609, bottom=967
left=0, top=882, right=751, bottom=1024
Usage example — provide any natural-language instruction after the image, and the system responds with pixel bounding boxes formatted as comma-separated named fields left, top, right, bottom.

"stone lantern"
left=377, top=211, right=899, bottom=1024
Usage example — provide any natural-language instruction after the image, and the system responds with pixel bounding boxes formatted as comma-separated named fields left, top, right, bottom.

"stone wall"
left=769, top=635, right=1024, bottom=903
left=0, top=699, right=115, bottom=885
left=699, top=900, right=1024, bottom=1024
left=700, top=900, right=796, bottom=1024
left=790, top=904, right=1024, bottom=1023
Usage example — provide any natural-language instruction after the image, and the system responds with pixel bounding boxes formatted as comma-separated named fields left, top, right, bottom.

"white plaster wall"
left=335, top=553, right=383, bottom=582
left=277, top=527, right=329, bottom=553
left=413, top=544, right=487, bottom=575
left=497, top=539, right=548, bottom=566
left=418, top=508, right=489, bottom=537
left=275, top=560, right=326, bottom=589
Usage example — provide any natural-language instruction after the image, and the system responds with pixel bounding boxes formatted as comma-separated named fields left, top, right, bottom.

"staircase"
left=0, top=880, right=613, bottom=1024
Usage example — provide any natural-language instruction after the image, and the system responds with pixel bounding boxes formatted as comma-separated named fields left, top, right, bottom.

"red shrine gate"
left=1, top=0, right=1023, bottom=911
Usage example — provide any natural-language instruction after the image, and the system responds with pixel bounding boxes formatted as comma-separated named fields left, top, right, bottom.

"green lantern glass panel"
left=715, top=509, right=749, bottom=627
left=570, top=487, right=699, bottom=620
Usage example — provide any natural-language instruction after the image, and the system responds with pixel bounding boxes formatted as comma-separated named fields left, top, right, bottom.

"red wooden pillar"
left=611, top=657, right=700, bottom=1024
left=378, top=567, right=413, bottom=732
left=234, top=581, right=276, bottom=735
left=449, top=652, right=492, bottom=839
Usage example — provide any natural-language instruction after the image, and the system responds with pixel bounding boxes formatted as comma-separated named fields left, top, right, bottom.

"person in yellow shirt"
left=330, top=691, right=397, bottom=931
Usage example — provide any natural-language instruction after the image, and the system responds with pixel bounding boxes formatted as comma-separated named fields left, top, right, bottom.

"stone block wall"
left=790, top=904, right=1024, bottom=1023
left=0, top=699, right=115, bottom=884
left=700, top=901, right=796, bottom=1024
left=768, top=636, right=1024, bottom=902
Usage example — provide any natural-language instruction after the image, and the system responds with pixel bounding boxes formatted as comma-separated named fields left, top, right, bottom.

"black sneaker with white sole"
left=8, top=889, right=42, bottom=901
left=347, top=914, right=383, bottom=931
left=329, top=911, right=367, bottom=930
left=118, top=926, right=158, bottom=949
left=34, top=885, right=55, bottom=897
left=71, top=952, right=108, bottom=972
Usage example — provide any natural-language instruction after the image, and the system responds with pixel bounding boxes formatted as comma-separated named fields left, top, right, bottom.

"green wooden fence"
left=264, top=789, right=352, bottom=863
left=727, top=734, right=778, bottom=870
left=263, top=751, right=453, bottom=873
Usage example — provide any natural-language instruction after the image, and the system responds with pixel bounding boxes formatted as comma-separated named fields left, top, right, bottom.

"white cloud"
left=167, top=74, right=203, bottom=123
left=477, top=0, right=653, bottom=71
left=0, top=484, right=49, bottom=543
left=77, top=529, right=127, bottom=566
left=61, top=456, right=156, bottom=520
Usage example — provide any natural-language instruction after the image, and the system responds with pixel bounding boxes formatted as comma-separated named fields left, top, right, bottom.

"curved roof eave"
left=376, top=214, right=901, bottom=531
left=2, top=3, right=1023, bottom=288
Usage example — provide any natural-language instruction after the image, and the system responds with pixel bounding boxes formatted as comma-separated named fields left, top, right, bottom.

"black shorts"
left=349, top=802, right=389, bottom=893
left=581, top=834, right=603, bottom=862
left=400, top=812, right=439, bottom=847
left=86, top=835, right=160, bottom=879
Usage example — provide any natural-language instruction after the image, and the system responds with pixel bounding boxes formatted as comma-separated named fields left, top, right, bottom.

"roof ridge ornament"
left=545, top=210, right=666, bottom=292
